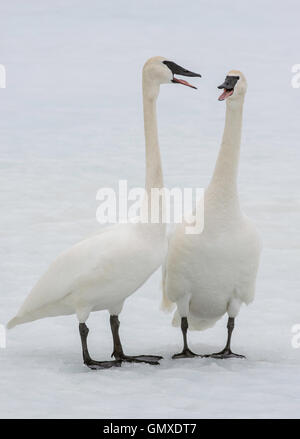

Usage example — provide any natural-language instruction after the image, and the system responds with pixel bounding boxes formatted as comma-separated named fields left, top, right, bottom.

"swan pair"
left=7, top=57, right=201, bottom=369
left=7, top=56, right=262, bottom=369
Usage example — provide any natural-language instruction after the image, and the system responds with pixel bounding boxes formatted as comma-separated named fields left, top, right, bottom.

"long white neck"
left=143, top=81, right=163, bottom=194
left=140, top=77, right=165, bottom=236
left=206, top=97, right=244, bottom=213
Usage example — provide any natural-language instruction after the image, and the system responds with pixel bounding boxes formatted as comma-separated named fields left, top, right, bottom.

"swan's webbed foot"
left=79, top=322, right=122, bottom=370
left=109, top=315, right=162, bottom=365
left=203, top=349, right=245, bottom=359
left=112, top=352, right=162, bottom=365
left=85, top=359, right=122, bottom=370
left=203, top=317, right=245, bottom=359
left=172, top=317, right=200, bottom=359
left=172, top=348, right=200, bottom=359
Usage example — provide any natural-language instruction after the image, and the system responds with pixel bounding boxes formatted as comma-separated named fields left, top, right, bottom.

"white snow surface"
left=1, top=0, right=300, bottom=419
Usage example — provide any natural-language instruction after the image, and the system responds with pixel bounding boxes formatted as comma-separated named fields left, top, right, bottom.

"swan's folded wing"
left=14, top=225, right=121, bottom=318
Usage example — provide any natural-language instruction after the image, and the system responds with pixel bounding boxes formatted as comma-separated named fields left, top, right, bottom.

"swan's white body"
left=7, top=56, right=175, bottom=330
left=8, top=223, right=165, bottom=328
left=163, top=71, right=262, bottom=332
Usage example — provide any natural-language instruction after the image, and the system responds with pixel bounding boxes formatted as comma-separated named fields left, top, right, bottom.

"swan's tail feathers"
left=7, top=313, right=36, bottom=329
left=7, top=316, right=23, bottom=329
left=160, top=265, right=175, bottom=313
left=7, top=301, right=74, bottom=330
left=172, top=310, right=220, bottom=331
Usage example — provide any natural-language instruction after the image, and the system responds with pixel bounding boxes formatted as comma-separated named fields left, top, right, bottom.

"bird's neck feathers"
left=140, top=76, right=165, bottom=238
left=206, top=96, right=245, bottom=217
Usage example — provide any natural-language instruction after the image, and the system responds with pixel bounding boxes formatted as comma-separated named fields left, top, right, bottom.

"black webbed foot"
left=85, top=359, right=122, bottom=370
left=113, top=352, right=162, bottom=365
left=172, top=348, right=200, bottom=359
left=203, top=349, right=245, bottom=359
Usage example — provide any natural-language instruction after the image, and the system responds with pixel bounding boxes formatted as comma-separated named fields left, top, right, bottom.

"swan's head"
left=217, top=70, right=247, bottom=102
left=143, top=56, right=201, bottom=93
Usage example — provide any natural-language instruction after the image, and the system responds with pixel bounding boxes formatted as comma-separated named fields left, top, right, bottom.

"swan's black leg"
left=172, top=317, right=199, bottom=359
left=110, top=315, right=162, bottom=365
left=79, top=323, right=121, bottom=370
left=204, top=317, right=245, bottom=359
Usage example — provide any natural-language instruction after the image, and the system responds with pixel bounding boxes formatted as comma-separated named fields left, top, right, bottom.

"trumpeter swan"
left=162, top=71, right=262, bottom=359
left=7, top=56, right=201, bottom=369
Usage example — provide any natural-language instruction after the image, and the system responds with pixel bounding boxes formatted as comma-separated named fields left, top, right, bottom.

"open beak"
left=172, top=77, right=198, bottom=89
left=218, top=88, right=234, bottom=101
left=217, top=75, right=240, bottom=101
left=163, top=60, right=201, bottom=89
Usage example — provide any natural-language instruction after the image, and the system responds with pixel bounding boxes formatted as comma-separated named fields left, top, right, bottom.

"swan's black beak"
left=217, top=75, right=240, bottom=101
left=163, top=60, right=201, bottom=89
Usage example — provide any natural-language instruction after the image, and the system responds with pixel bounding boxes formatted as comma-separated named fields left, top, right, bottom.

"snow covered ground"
left=1, top=0, right=300, bottom=419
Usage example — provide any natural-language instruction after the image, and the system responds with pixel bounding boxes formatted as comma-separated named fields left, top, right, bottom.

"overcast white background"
left=0, top=0, right=300, bottom=418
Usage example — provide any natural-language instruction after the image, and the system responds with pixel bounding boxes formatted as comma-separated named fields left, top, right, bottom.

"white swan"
left=7, top=56, right=201, bottom=369
left=162, top=71, right=262, bottom=359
